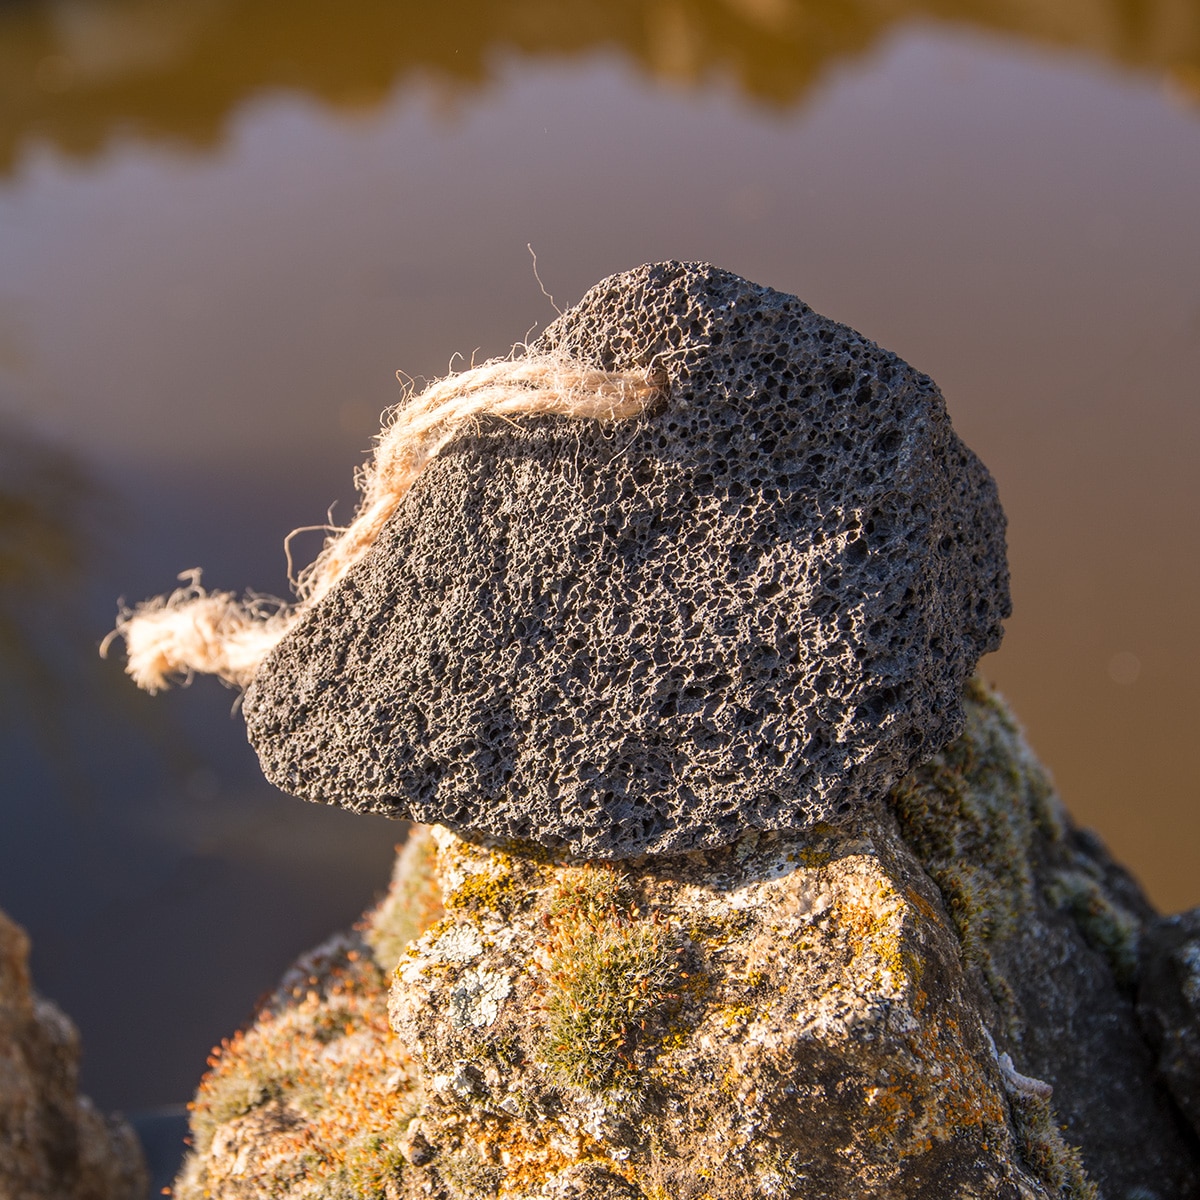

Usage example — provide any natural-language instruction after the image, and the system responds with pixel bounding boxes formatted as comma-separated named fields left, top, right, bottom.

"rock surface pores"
left=244, top=262, right=1010, bottom=857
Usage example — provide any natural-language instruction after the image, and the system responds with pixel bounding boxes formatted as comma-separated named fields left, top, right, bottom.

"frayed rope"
left=102, top=354, right=665, bottom=693
left=100, top=570, right=290, bottom=693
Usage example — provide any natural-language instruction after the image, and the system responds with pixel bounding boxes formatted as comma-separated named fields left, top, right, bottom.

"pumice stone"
left=242, top=262, right=1011, bottom=858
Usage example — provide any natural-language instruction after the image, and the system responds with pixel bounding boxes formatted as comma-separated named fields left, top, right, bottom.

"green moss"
left=889, top=679, right=1051, bottom=1031
left=892, top=690, right=1035, bottom=944
left=364, top=826, right=445, bottom=971
left=547, top=863, right=633, bottom=920
left=1045, top=869, right=1140, bottom=986
left=1009, top=1092, right=1098, bottom=1200
left=178, top=941, right=417, bottom=1200
left=308, top=1005, right=363, bottom=1044
left=334, top=1119, right=412, bottom=1200
left=890, top=681, right=1106, bottom=1199
left=486, top=1033, right=526, bottom=1071
left=892, top=677, right=1146, bottom=1007
left=438, top=1144, right=504, bottom=1198
left=541, top=918, right=680, bottom=1090
left=537, top=865, right=680, bottom=1092
left=188, top=1069, right=279, bottom=1156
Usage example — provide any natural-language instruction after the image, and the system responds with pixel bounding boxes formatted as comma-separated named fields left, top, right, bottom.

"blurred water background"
left=0, top=0, right=1197, bottom=1115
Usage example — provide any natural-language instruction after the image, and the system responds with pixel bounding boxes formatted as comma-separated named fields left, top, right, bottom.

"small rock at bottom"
left=0, top=909, right=147, bottom=1200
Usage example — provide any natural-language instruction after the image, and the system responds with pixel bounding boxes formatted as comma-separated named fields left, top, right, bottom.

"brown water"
left=0, top=0, right=1198, bottom=1109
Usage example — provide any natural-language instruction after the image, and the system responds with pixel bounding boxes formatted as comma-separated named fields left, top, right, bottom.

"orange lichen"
left=449, top=1111, right=618, bottom=1196
left=177, top=951, right=418, bottom=1199
left=863, top=1007, right=1009, bottom=1159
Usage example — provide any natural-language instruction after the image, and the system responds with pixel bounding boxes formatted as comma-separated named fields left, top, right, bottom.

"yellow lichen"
left=458, top=1111, right=614, bottom=1196
left=719, top=1003, right=756, bottom=1029
left=830, top=873, right=908, bottom=992
left=445, top=862, right=520, bottom=918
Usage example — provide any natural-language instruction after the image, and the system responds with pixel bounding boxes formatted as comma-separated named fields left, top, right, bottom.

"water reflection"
left=0, top=417, right=208, bottom=794
left=0, top=418, right=99, bottom=793
left=1, top=0, right=1197, bottom=172
left=0, top=0, right=1197, bottom=1117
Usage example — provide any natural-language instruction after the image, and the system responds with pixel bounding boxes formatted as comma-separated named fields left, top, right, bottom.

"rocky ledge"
left=171, top=683, right=1200, bottom=1200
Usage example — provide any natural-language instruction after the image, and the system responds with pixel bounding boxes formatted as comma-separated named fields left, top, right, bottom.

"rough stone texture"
left=1139, top=909, right=1200, bottom=1139
left=172, top=833, right=444, bottom=1200
left=174, top=685, right=1200, bottom=1200
left=244, top=261, right=1010, bottom=859
left=0, top=908, right=147, bottom=1200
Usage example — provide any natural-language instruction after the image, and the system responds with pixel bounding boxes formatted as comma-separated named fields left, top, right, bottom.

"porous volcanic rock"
left=0, top=908, right=147, bottom=1200
left=174, top=685, right=1200, bottom=1200
left=244, top=261, right=1010, bottom=858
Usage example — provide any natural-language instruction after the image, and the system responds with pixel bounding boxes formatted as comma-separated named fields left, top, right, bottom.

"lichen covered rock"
left=0, top=908, right=147, bottom=1200
left=390, top=818, right=1043, bottom=1199
left=245, top=261, right=1010, bottom=859
left=173, top=685, right=1200, bottom=1199
left=892, top=682, right=1193, bottom=1198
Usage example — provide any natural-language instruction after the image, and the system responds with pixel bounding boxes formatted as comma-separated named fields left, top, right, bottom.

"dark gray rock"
left=1140, top=909, right=1200, bottom=1139
left=244, top=261, right=1010, bottom=857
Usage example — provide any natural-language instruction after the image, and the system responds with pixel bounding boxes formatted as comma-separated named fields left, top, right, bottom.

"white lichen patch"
left=449, top=968, right=512, bottom=1029
left=430, top=922, right=484, bottom=964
